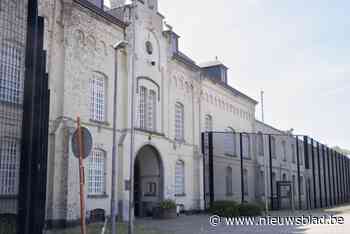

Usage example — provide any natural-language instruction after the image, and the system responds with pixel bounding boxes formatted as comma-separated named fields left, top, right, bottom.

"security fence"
left=0, top=0, right=49, bottom=233
left=202, top=132, right=350, bottom=211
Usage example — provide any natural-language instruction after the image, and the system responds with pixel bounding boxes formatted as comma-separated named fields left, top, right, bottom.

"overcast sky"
left=107, top=0, right=349, bottom=149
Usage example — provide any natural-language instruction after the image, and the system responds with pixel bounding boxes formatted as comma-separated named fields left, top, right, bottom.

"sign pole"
left=77, top=117, right=87, bottom=234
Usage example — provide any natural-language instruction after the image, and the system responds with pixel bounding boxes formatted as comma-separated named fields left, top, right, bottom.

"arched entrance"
left=134, top=145, right=163, bottom=217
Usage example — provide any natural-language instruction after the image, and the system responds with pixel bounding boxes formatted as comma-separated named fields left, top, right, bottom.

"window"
left=175, top=102, right=184, bottom=140
left=282, top=173, right=287, bottom=181
left=271, top=137, right=276, bottom=158
left=0, top=41, right=23, bottom=104
left=226, top=167, right=233, bottom=195
left=139, top=86, right=147, bottom=129
left=0, top=138, right=20, bottom=195
left=204, top=115, right=213, bottom=132
left=90, top=74, right=106, bottom=122
left=282, top=141, right=287, bottom=161
left=272, top=172, right=276, bottom=195
left=299, top=145, right=304, bottom=165
left=258, top=132, right=264, bottom=156
left=300, top=176, right=304, bottom=195
left=175, top=160, right=185, bottom=195
left=292, top=175, right=296, bottom=194
left=291, top=144, right=296, bottom=163
left=242, top=134, right=250, bottom=159
left=139, top=86, right=157, bottom=131
left=243, top=168, right=248, bottom=195
left=88, top=149, right=106, bottom=195
left=260, top=171, right=265, bottom=196
left=224, top=128, right=236, bottom=156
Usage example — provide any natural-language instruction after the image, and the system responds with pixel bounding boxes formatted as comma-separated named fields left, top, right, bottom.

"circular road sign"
left=71, top=127, right=93, bottom=159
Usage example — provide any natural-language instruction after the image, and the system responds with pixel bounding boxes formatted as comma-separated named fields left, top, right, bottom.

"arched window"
left=90, top=73, right=106, bottom=122
left=175, top=102, right=184, bottom=141
left=0, top=138, right=20, bottom=195
left=282, top=173, right=287, bottom=181
left=139, top=86, right=157, bottom=131
left=242, top=134, right=251, bottom=159
left=271, top=136, right=276, bottom=159
left=204, top=115, right=213, bottom=132
left=224, top=127, right=236, bottom=156
left=88, top=149, right=106, bottom=195
left=243, top=168, right=248, bottom=195
left=282, top=140, right=287, bottom=161
left=175, top=160, right=185, bottom=195
left=258, top=132, right=264, bottom=156
left=226, top=167, right=233, bottom=195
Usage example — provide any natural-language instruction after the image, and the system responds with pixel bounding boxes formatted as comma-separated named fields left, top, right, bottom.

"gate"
left=0, top=0, right=49, bottom=233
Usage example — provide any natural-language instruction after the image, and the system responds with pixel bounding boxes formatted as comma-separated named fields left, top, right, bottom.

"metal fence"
left=202, top=132, right=350, bottom=211
left=0, top=0, right=49, bottom=233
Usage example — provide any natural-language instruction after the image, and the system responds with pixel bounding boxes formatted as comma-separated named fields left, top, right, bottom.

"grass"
left=46, top=222, right=168, bottom=234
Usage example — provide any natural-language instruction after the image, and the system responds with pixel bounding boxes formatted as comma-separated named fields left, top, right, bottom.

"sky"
left=107, top=0, right=350, bottom=150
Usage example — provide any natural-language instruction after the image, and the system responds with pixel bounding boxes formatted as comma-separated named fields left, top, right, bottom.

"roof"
left=199, top=60, right=228, bottom=69
left=75, top=0, right=127, bottom=28
left=255, top=120, right=287, bottom=134
left=173, top=51, right=201, bottom=71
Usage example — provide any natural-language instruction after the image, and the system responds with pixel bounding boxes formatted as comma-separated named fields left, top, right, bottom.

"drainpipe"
left=111, top=40, right=128, bottom=234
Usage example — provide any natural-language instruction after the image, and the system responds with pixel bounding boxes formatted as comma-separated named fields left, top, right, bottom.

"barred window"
left=90, top=74, right=106, bottom=122
left=226, top=166, right=233, bottom=195
left=139, top=87, right=157, bottom=131
left=139, top=86, right=147, bottom=129
left=271, top=136, right=276, bottom=158
left=147, top=90, right=156, bottom=131
left=0, top=138, right=20, bottom=195
left=258, top=132, right=264, bottom=156
left=0, top=41, right=23, bottom=104
left=204, top=115, right=212, bottom=132
left=242, top=134, right=251, bottom=159
left=282, top=140, right=287, bottom=161
left=291, top=144, right=296, bottom=163
left=175, top=102, right=184, bottom=140
left=224, top=127, right=236, bottom=156
left=88, top=149, right=106, bottom=195
left=175, top=160, right=185, bottom=195
left=243, top=168, right=248, bottom=195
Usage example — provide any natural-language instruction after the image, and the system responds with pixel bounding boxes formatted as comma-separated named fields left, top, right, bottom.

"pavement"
left=136, top=204, right=350, bottom=234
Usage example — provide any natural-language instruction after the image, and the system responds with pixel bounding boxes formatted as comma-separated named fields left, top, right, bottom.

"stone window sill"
left=89, top=119, right=110, bottom=126
left=87, top=194, right=109, bottom=199
left=175, top=194, right=186, bottom=197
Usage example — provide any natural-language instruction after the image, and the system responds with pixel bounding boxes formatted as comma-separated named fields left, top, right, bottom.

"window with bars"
left=0, top=40, right=23, bottom=104
left=282, top=140, right=287, bottom=161
left=243, top=168, right=248, bottom=195
left=226, top=166, right=233, bottom=195
left=291, top=144, right=296, bottom=163
left=175, top=102, right=184, bottom=141
left=204, top=115, right=212, bottom=132
left=139, top=86, right=157, bottom=131
left=271, top=136, right=276, bottom=158
left=224, top=127, right=236, bottom=156
left=89, top=74, right=106, bottom=122
left=0, top=138, right=20, bottom=196
left=139, top=86, right=147, bottom=129
left=242, top=134, right=251, bottom=159
left=258, top=132, right=264, bottom=156
left=175, top=160, right=185, bottom=195
left=88, top=149, right=106, bottom=195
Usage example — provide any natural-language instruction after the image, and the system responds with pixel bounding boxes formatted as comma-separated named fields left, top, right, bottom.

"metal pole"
left=268, top=135, right=273, bottom=210
left=264, top=134, right=269, bottom=214
left=311, top=139, right=317, bottom=208
left=77, top=117, right=87, bottom=234
left=240, top=133, right=244, bottom=203
left=129, top=2, right=137, bottom=233
left=260, top=91, right=264, bottom=122
left=111, top=41, right=127, bottom=234
left=317, top=142, right=322, bottom=207
left=332, top=150, right=336, bottom=205
left=322, top=145, right=327, bottom=207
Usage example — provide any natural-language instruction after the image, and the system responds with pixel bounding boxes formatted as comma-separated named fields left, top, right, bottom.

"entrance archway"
left=134, top=145, right=164, bottom=217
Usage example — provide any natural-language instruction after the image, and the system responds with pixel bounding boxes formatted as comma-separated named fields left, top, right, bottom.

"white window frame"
left=224, top=127, right=236, bottom=156
left=175, top=102, right=184, bottom=141
left=242, top=134, right=251, bottom=159
left=282, top=140, right=287, bottom=161
left=0, top=138, right=20, bottom=196
left=147, top=89, right=157, bottom=131
left=88, top=149, right=106, bottom=195
left=139, top=86, right=147, bottom=129
left=89, top=74, right=106, bottom=122
left=258, top=132, right=264, bottom=156
left=175, top=160, right=185, bottom=196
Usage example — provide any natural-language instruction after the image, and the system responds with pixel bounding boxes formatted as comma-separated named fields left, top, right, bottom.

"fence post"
left=268, top=135, right=273, bottom=210
left=322, top=145, right=328, bottom=207
left=317, top=142, right=322, bottom=207
left=208, top=132, right=214, bottom=208
left=240, top=133, right=244, bottom=204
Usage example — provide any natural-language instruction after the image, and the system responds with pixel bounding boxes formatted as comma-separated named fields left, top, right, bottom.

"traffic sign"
left=71, top=126, right=93, bottom=159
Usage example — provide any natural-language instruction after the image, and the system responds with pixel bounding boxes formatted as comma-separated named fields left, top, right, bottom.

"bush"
left=159, top=199, right=176, bottom=209
left=237, top=203, right=263, bottom=217
left=209, top=201, right=239, bottom=217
